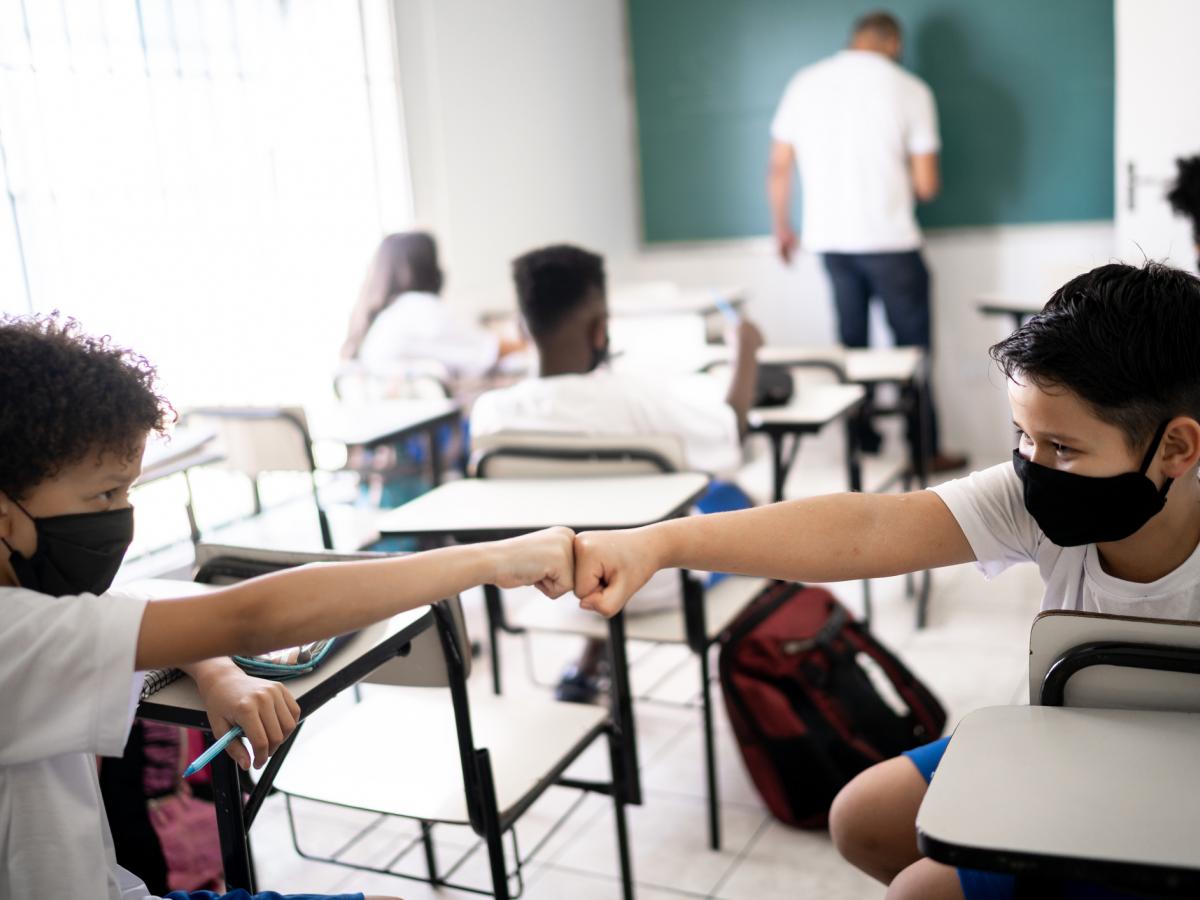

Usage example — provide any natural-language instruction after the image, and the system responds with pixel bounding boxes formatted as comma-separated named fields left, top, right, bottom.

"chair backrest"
left=1029, top=610, right=1200, bottom=712
left=186, top=407, right=317, bottom=477
left=470, top=430, right=686, bottom=479
left=192, top=543, right=471, bottom=685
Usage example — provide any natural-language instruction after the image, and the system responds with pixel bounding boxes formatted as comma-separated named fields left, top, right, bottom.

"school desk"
left=976, top=294, right=1043, bottom=331
left=133, top=578, right=435, bottom=892
left=138, top=427, right=224, bottom=543
left=305, top=398, right=462, bottom=485
left=917, top=704, right=1200, bottom=898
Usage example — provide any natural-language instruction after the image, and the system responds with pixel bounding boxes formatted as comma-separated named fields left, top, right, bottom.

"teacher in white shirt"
left=767, top=10, right=965, bottom=473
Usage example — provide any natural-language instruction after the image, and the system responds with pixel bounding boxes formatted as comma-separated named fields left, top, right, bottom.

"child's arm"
left=136, top=528, right=573, bottom=670
left=181, top=658, right=300, bottom=770
left=573, top=491, right=973, bottom=617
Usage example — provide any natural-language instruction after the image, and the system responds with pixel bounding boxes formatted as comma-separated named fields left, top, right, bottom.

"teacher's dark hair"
left=512, top=244, right=606, bottom=341
left=853, top=11, right=901, bottom=41
left=990, top=262, right=1200, bottom=449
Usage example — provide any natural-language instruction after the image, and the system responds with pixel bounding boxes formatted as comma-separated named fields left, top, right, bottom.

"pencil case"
left=231, top=632, right=356, bottom=680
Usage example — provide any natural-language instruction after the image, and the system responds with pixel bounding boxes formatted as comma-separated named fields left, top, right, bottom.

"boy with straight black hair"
left=570, top=262, right=1200, bottom=900
left=0, top=314, right=574, bottom=900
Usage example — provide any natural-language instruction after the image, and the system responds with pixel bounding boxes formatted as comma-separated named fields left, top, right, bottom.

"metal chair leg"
left=607, top=729, right=636, bottom=900
left=699, top=648, right=721, bottom=850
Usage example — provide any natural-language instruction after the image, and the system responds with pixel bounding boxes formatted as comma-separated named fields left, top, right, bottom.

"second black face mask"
left=2, top=503, right=134, bottom=597
left=1012, top=421, right=1173, bottom=547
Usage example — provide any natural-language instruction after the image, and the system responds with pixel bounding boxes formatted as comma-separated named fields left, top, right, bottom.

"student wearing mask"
left=0, top=314, right=573, bottom=900
left=569, top=262, right=1200, bottom=900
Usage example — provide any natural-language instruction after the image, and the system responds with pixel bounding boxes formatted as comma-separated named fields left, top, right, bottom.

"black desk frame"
left=136, top=557, right=436, bottom=892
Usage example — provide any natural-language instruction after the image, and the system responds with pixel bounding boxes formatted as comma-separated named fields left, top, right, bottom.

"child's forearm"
left=232, top=543, right=498, bottom=655
left=650, top=490, right=972, bottom=583
left=137, top=542, right=503, bottom=670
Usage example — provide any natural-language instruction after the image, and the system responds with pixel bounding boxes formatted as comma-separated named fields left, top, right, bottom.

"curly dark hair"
left=0, top=314, right=173, bottom=500
left=990, top=262, right=1200, bottom=450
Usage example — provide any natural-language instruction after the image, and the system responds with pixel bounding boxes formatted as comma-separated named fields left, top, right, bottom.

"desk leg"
left=428, top=425, right=444, bottom=487
left=843, top=418, right=872, bottom=622
left=484, top=583, right=504, bottom=695
left=211, top=751, right=255, bottom=891
left=770, top=434, right=786, bottom=503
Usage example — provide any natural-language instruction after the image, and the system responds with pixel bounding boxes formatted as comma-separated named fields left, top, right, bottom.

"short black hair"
left=512, top=244, right=606, bottom=341
left=0, top=314, right=172, bottom=500
left=990, top=262, right=1200, bottom=449
left=853, top=10, right=901, bottom=41
left=1167, top=155, right=1200, bottom=243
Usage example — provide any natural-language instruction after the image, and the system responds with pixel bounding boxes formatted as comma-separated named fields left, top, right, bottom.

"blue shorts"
left=903, top=739, right=1150, bottom=900
left=166, top=892, right=364, bottom=900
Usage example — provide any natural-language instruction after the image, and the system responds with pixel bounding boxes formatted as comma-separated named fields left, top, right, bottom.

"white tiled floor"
left=237, top=423, right=1044, bottom=899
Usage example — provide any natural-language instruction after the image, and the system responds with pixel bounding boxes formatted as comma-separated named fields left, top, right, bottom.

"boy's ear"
left=1160, top=417, right=1200, bottom=477
left=0, top=493, right=13, bottom=543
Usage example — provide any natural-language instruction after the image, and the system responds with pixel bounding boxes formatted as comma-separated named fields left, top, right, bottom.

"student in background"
left=470, top=244, right=763, bottom=703
left=1167, top=154, right=1200, bottom=270
left=0, top=314, right=573, bottom=900
left=569, top=262, right=1200, bottom=899
left=341, top=231, right=524, bottom=379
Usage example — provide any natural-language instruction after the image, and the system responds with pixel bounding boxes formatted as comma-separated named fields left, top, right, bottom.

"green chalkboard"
left=628, top=0, right=1114, bottom=242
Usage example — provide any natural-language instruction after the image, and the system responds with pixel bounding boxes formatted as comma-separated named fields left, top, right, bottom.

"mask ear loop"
left=0, top=496, right=33, bottom=555
left=1139, top=420, right=1174, bottom=498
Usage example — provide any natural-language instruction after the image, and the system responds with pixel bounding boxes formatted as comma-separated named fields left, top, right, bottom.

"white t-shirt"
left=770, top=49, right=940, bottom=253
left=358, top=291, right=501, bottom=379
left=0, top=586, right=152, bottom=900
left=932, top=463, right=1200, bottom=619
left=471, top=370, right=742, bottom=612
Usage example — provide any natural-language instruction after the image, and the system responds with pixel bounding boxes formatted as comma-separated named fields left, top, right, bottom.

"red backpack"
left=718, top=583, right=946, bottom=828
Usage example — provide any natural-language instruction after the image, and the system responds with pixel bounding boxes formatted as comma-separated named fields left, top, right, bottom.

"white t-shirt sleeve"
left=0, top=588, right=148, bottom=765
left=906, top=80, right=941, bottom=155
left=770, top=74, right=804, bottom=143
left=930, top=462, right=1042, bottom=579
left=637, top=374, right=741, bottom=475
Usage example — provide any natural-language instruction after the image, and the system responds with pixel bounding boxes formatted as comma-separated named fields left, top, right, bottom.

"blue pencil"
left=183, top=726, right=244, bottom=777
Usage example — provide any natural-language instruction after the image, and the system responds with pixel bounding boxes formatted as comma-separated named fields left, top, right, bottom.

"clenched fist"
left=572, top=528, right=662, bottom=618
left=490, top=526, right=576, bottom=599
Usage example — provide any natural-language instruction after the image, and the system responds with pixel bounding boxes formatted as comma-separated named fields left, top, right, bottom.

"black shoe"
left=555, top=665, right=602, bottom=705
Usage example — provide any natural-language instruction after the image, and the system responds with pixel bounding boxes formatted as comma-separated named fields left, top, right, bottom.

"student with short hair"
left=569, top=262, right=1200, bottom=900
left=0, top=314, right=574, bottom=900
left=470, top=243, right=763, bottom=702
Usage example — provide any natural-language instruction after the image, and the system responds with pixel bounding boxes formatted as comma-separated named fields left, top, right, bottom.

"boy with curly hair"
left=0, top=314, right=574, bottom=900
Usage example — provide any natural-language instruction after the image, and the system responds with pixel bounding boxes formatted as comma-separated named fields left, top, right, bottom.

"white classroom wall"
left=392, top=0, right=1116, bottom=463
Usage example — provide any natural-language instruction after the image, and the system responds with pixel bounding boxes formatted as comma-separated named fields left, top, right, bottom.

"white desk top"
left=917, top=705, right=1200, bottom=873
left=376, top=472, right=710, bottom=538
left=976, top=294, right=1044, bottom=315
left=305, top=399, right=460, bottom=448
left=608, top=283, right=746, bottom=318
left=126, top=579, right=433, bottom=724
left=696, top=345, right=923, bottom=383
left=749, top=383, right=866, bottom=429
left=138, top=427, right=220, bottom=484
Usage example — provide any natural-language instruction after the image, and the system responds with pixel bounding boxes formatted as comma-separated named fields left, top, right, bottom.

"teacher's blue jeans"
left=821, top=250, right=941, bottom=455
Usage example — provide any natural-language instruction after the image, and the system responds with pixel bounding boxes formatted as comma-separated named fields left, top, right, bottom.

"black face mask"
left=1, top=499, right=134, bottom=597
left=589, top=337, right=611, bottom=373
left=1012, top=421, right=1173, bottom=547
